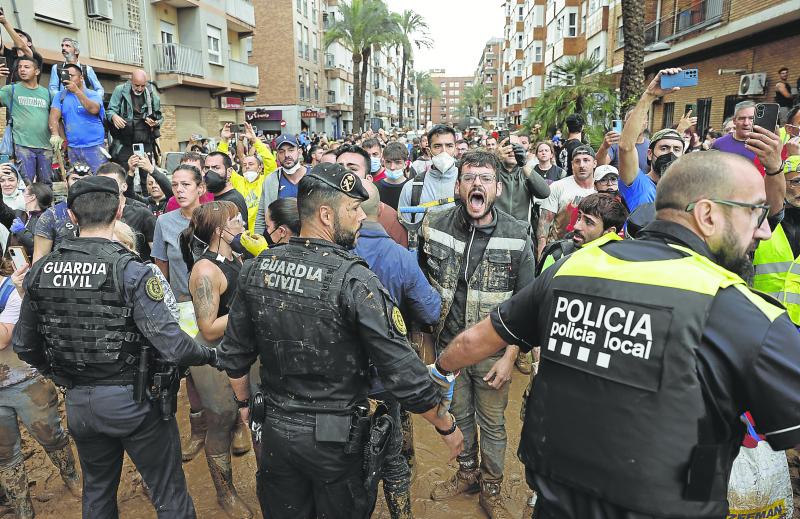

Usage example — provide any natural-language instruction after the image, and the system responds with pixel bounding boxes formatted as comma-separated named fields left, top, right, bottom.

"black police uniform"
left=12, top=176, right=218, bottom=519
left=490, top=220, right=800, bottom=519
left=220, top=163, right=444, bottom=519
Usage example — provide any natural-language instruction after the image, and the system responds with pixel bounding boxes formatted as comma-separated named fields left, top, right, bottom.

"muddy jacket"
left=420, top=203, right=536, bottom=348
left=220, top=238, right=442, bottom=416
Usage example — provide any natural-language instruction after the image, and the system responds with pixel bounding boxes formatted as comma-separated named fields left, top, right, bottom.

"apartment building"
left=0, top=0, right=258, bottom=151
left=418, top=71, right=474, bottom=127
left=474, top=38, right=503, bottom=126
left=608, top=0, right=799, bottom=136
left=249, top=0, right=326, bottom=136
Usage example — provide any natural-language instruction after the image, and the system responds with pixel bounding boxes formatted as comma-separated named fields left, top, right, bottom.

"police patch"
left=145, top=277, right=165, bottom=301
left=392, top=307, right=407, bottom=335
left=340, top=173, right=356, bottom=192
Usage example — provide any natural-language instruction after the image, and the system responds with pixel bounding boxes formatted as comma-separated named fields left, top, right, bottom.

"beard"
left=333, top=215, right=360, bottom=249
left=714, top=220, right=757, bottom=280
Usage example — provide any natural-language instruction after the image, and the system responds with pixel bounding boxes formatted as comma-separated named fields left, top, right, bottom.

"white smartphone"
left=132, top=143, right=145, bottom=157
left=8, top=246, right=29, bottom=271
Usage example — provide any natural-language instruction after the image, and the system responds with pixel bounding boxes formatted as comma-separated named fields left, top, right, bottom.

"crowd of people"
left=0, top=7, right=797, bottom=518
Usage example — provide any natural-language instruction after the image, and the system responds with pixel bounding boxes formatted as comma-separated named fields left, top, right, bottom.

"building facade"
left=474, top=38, right=503, bottom=127
left=0, top=0, right=259, bottom=152
left=609, top=0, right=800, bottom=136
left=419, top=70, right=474, bottom=127
left=247, top=0, right=417, bottom=138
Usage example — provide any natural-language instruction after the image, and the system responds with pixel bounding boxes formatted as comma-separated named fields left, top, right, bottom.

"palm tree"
left=416, top=73, right=440, bottom=129
left=523, top=57, right=617, bottom=148
left=620, top=0, right=645, bottom=110
left=393, top=9, right=432, bottom=128
left=325, top=0, right=395, bottom=132
left=466, top=83, right=489, bottom=121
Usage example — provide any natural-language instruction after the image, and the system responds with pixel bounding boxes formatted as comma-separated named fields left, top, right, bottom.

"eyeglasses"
left=685, top=199, right=770, bottom=228
left=460, top=173, right=496, bottom=184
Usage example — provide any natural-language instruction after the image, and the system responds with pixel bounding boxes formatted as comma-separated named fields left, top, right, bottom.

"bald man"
left=432, top=151, right=800, bottom=518
left=107, top=69, right=163, bottom=193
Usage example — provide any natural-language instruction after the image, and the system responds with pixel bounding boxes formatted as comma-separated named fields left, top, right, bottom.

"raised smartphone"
left=754, top=103, right=780, bottom=132
left=660, top=69, right=698, bottom=89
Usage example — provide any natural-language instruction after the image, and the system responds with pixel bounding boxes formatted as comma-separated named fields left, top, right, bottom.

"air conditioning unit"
left=86, top=0, right=113, bottom=21
left=739, top=73, right=766, bottom=96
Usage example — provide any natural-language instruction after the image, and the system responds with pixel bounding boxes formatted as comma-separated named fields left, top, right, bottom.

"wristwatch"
left=434, top=360, right=457, bottom=382
left=233, top=394, right=250, bottom=409
left=435, top=413, right=458, bottom=436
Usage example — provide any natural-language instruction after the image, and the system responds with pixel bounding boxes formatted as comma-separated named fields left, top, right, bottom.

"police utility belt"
left=248, top=392, right=394, bottom=492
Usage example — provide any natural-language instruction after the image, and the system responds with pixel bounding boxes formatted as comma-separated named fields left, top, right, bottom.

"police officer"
left=219, top=162, right=463, bottom=519
left=12, top=175, right=223, bottom=518
left=434, top=151, right=800, bottom=518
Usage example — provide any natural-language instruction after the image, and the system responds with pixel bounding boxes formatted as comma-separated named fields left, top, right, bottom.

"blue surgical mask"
left=385, top=168, right=405, bottom=180
left=370, top=157, right=382, bottom=174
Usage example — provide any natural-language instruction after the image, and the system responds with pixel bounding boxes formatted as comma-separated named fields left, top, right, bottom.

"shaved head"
left=655, top=152, right=757, bottom=215
left=131, top=69, right=148, bottom=94
left=361, top=181, right=381, bottom=220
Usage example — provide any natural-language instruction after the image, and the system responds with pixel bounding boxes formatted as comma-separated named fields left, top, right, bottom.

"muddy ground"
left=10, top=371, right=800, bottom=518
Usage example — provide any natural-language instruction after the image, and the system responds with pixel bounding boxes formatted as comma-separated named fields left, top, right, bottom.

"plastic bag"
left=728, top=414, right=792, bottom=518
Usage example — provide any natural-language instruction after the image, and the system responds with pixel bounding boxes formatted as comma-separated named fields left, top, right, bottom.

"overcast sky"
left=384, top=0, right=504, bottom=77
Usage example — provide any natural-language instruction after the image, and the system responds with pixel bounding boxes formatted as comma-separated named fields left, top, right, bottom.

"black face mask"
left=653, top=152, right=678, bottom=177
left=264, top=228, right=277, bottom=247
left=204, top=171, right=227, bottom=194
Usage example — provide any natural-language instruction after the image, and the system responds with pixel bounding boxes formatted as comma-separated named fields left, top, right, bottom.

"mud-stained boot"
left=430, top=457, right=480, bottom=501
left=521, top=491, right=536, bottom=519
left=0, top=460, right=34, bottom=519
left=206, top=453, right=253, bottom=519
left=230, top=420, right=251, bottom=456
left=479, top=478, right=512, bottom=519
left=182, top=410, right=206, bottom=462
left=46, top=445, right=81, bottom=498
left=514, top=351, right=533, bottom=375
left=383, top=486, right=413, bottom=519
left=399, top=410, right=415, bottom=481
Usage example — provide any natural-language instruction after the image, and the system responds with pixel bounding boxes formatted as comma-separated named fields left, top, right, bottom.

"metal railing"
left=225, top=0, right=255, bottom=26
left=87, top=19, right=142, bottom=66
left=153, top=43, right=203, bottom=77
left=644, top=0, right=725, bottom=45
left=229, top=59, right=259, bottom=87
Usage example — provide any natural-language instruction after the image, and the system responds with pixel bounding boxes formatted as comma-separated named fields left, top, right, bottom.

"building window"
left=518, top=6, right=523, bottom=20
left=534, top=43, right=543, bottom=62
left=297, top=23, right=303, bottom=58
left=34, top=0, right=75, bottom=24
left=567, top=12, right=577, bottom=37
left=207, top=25, right=222, bottom=65
left=303, top=27, right=309, bottom=60
left=297, top=0, right=302, bottom=13
left=314, top=73, right=319, bottom=100
left=305, top=71, right=311, bottom=101
left=299, top=71, right=305, bottom=99
left=616, top=16, right=624, bottom=48
left=303, top=0, right=308, bottom=17
left=662, top=102, right=675, bottom=129
left=517, top=35, right=523, bottom=49
left=590, top=46, right=600, bottom=62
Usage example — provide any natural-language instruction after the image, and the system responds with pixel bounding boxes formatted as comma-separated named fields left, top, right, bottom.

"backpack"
left=56, top=63, right=98, bottom=92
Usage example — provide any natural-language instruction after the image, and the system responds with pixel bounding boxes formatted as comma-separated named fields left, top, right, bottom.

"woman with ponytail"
left=179, top=201, right=253, bottom=519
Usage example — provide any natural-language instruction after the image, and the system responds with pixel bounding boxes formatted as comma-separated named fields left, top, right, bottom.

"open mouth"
left=468, top=191, right=485, bottom=213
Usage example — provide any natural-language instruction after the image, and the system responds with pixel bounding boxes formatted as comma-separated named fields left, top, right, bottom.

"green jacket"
left=106, top=82, right=162, bottom=152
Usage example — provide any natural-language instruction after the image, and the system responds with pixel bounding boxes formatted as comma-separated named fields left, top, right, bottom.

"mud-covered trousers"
left=256, top=409, right=369, bottom=519
left=0, top=375, right=68, bottom=468
left=66, top=384, right=196, bottom=519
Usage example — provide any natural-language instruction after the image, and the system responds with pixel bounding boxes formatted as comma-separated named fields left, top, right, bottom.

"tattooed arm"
left=536, top=209, right=555, bottom=259
left=189, top=260, right=228, bottom=342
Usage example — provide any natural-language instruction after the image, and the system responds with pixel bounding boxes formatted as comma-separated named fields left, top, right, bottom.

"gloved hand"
left=241, top=231, right=268, bottom=257
left=49, top=135, right=64, bottom=151
left=208, top=348, right=225, bottom=371
left=10, top=217, right=25, bottom=234
left=512, top=143, right=527, bottom=167
left=428, top=362, right=456, bottom=416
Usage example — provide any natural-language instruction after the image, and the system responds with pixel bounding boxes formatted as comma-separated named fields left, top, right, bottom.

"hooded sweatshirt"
left=397, top=162, right=459, bottom=222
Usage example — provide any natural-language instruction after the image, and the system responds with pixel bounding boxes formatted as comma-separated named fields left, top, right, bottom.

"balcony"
left=150, top=0, right=199, bottom=6
left=325, top=53, right=335, bottom=68
left=226, top=0, right=255, bottom=31
left=153, top=43, right=203, bottom=77
left=644, top=0, right=725, bottom=45
left=87, top=19, right=143, bottom=66
left=229, top=59, right=258, bottom=88
left=327, top=90, right=336, bottom=104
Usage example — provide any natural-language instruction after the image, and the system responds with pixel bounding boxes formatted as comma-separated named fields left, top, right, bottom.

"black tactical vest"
left=244, top=238, right=369, bottom=414
left=521, top=239, right=753, bottom=516
left=28, top=238, right=143, bottom=385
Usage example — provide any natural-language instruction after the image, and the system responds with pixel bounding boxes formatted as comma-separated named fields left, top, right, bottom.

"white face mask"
left=431, top=152, right=455, bottom=173
left=283, top=162, right=303, bottom=175
left=244, top=170, right=259, bottom=182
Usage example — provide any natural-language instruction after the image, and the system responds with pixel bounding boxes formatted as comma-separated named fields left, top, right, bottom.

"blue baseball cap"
left=275, top=134, right=299, bottom=149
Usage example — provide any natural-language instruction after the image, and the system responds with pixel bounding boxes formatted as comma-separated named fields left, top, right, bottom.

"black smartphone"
left=754, top=103, right=780, bottom=131
left=0, top=57, right=6, bottom=68
left=238, top=123, right=246, bottom=133
left=60, top=69, right=70, bottom=84
left=498, top=129, right=510, bottom=142
left=684, top=103, right=696, bottom=115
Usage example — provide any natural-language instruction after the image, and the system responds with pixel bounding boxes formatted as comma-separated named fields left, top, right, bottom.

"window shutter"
left=33, top=0, right=75, bottom=24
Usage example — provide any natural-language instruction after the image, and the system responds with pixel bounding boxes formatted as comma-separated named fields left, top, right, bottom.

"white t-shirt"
left=539, top=176, right=596, bottom=215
